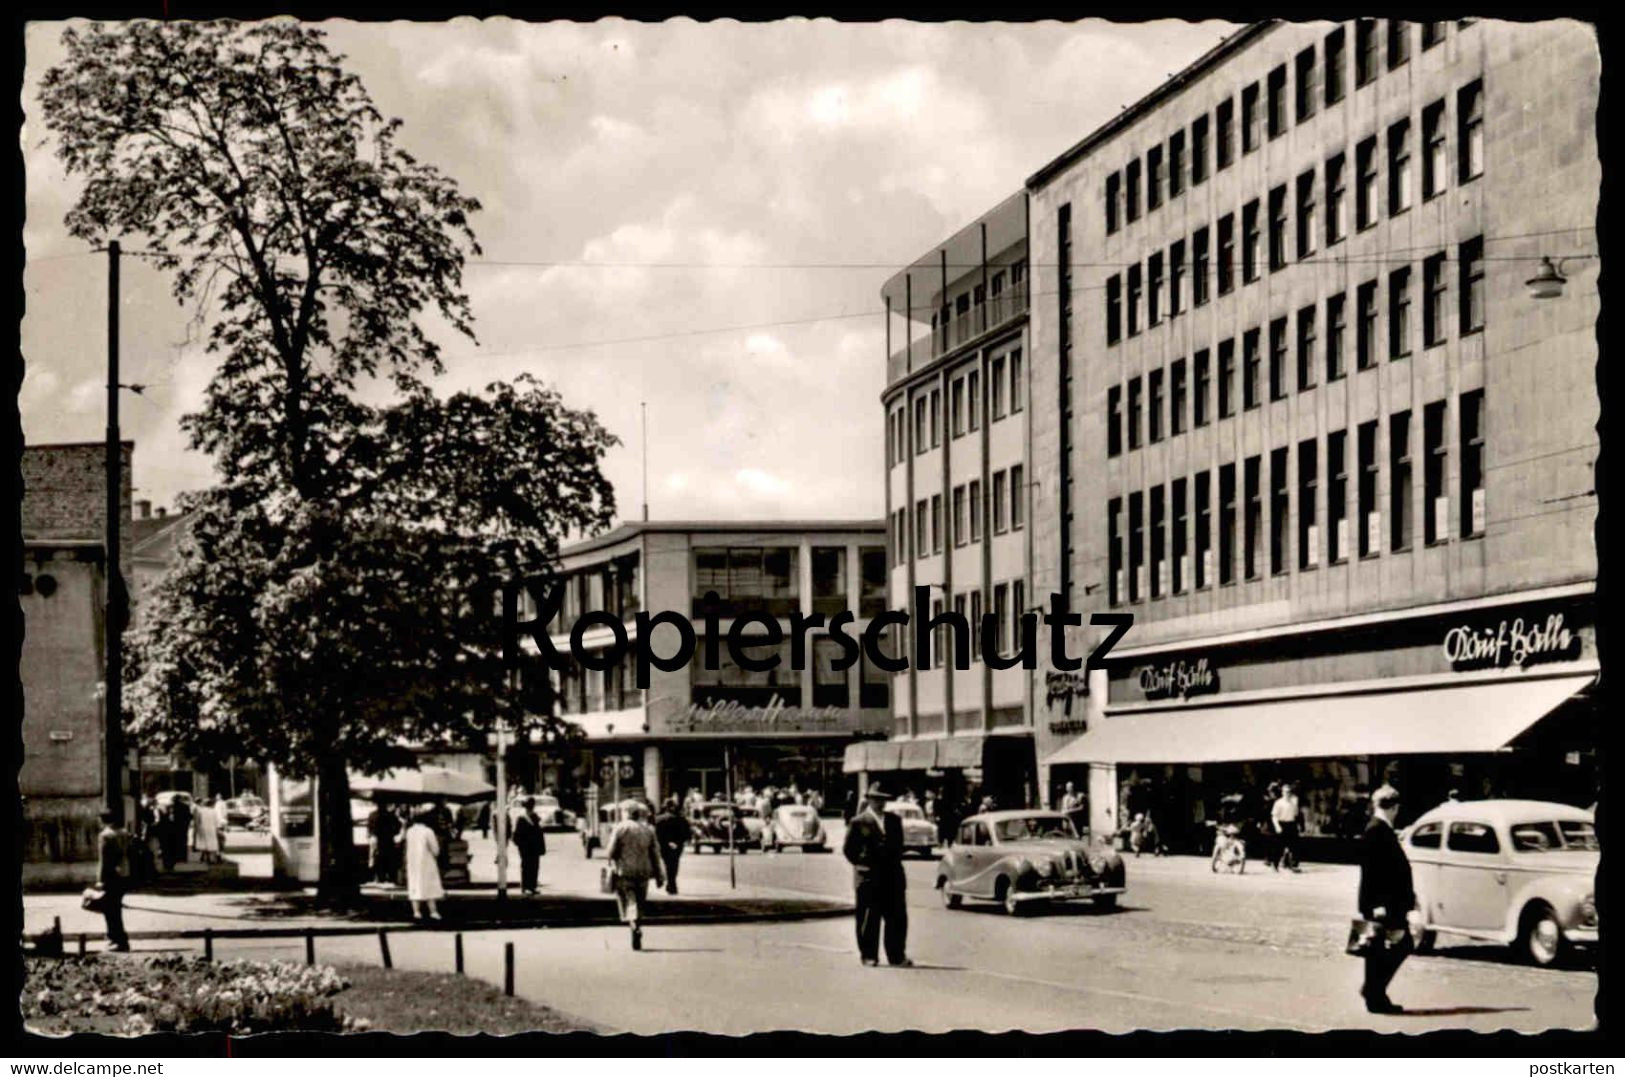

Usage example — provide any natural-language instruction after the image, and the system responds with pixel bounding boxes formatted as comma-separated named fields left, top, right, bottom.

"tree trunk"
left=316, top=756, right=358, bottom=897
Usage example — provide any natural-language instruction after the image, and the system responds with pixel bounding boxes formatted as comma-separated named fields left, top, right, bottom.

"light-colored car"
left=937, top=810, right=1127, bottom=915
left=508, top=793, right=577, bottom=832
left=222, top=795, right=268, bottom=829
left=764, top=803, right=829, bottom=852
left=885, top=801, right=938, bottom=858
left=1402, top=799, right=1598, bottom=966
left=738, top=805, right=767, bottom=845
left=153, top=790, right=194, bottom=810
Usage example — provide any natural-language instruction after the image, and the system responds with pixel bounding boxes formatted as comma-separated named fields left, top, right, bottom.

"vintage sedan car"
left=885, top=801, right=939, bottom=858
left=689, top=801, right=756, bottom=852
left=937, top=810, right=1126, bottom=915
left=763, top=803, right=829, bottom=852
left=1403, top=799, right=1597, bottom=966
left=511, top=794, right=576, bottom=831
left=221, top=795, right=268, bottom=829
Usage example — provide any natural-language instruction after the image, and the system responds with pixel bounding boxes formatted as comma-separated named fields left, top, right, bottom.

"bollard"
left=454, top=933, right=464, bottom=974
left=204, top=928, right=214, bottom=962
left=378, top=929, right=392, bottom=969
left=305, top=928, right=315, bottom=966
left=504, top=941, right=514, bottom=996
left=78, top=933, right=86, bottom=956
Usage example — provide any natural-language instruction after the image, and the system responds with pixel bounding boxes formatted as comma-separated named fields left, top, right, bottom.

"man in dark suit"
left=1357, top=784, right=1415, bottom=1014
left=653, top=799, right=692, bottom=896
left=97, top=811, right=131, bottom=952
left=842, top=783, right=911, bottom=968
left=509, top=796, right=548, bottom=895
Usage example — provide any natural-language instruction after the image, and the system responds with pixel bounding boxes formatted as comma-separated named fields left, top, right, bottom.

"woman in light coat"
left=404, top=807, right=445, bottom=920
left=192, top=796, right=221, bottom=864
left=605, top=801, right=665, bottom=950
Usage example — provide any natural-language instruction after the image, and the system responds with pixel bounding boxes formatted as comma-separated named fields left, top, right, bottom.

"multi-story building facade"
left=857, top=192, right=1038, bottom=812
left=538, top=520, right=892, bottom=809
left=1026, top=19, right=1600, bottom=850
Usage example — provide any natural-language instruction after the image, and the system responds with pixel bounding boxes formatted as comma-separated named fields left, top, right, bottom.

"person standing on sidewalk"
left=842, top=784, right=911, bottom=968
left=605, top=801, right=665, bottom=951
left=1273, top=783, right=1302, bottom=872
left=404, top=808, right=444, bottom=921
left=97, top=811, right=131, bottom=952
left=510, top=796, right=547, bottom=895
left=653, top=798, right=691, bottom=896
left=1357, top=784, right=1418, bottom=1014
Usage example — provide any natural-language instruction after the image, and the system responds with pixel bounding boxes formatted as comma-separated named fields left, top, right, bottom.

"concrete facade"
left=1023, top=19, right=1600, bottom=844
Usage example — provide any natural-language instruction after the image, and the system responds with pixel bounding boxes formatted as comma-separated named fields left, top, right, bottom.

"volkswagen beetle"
left=1402, top=799, right=1597, bottom=966
left=937, top=810, right=1126, bottom=915
left=764, top=803, right=829, bottom=852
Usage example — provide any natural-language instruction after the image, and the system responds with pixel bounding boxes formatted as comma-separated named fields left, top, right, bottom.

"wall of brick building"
left=21, top=441, right=134, bottom=567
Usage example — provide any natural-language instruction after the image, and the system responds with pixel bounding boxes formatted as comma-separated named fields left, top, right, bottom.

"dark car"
left=689, top=801, right=756, bottom=852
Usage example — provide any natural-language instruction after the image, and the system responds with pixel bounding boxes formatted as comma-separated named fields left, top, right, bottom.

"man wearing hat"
left=842, top=783, right=912, bottom=968
left=509, top=796, right=547, bottom=896
left=1357, top=784, right=1416, bottom=1014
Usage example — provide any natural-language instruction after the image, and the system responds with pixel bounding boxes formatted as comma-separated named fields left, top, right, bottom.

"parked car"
left=885, top=801, right=938, bottom=858
left=221, top=795, right=268, bottom=829
left=581, top=798, right=646, bottom=857
left=689, top=801, right=756, bottom=852
left=764, top=803, right=829, bottom=852
left=153, top=790, right=194, bottom=811
left=1402, top=798, right=1598, bottom=966
left=937, top=810, right=1127, bottom=915
left=738, top=805, right=767, bottom=845
left=508, top=793, right=577, bottom=832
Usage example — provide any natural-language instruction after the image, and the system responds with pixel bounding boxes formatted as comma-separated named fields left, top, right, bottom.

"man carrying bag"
left=1352, top=784, right=1417, bottom=1014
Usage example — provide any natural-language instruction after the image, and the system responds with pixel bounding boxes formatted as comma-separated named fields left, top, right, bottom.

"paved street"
left=118, top=820, right=1597, bottom=1035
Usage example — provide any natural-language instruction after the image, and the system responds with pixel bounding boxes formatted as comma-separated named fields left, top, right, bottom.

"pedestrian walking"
left=193, top=796, right=221, bottom=864
left=653, top=798, right=691, bottom=895
left=605, top=801, right=665, bottom=950
left=170, top=797, right=192, bottom=865
left=510, top=796, right=548, bottom=895
left=96, top=811, right=131, bottom=951
left=842, top=784, right=911, bottom=968
left=477, top=801, right=492, bottom=840
left=1273, top=783, right=1302, bottom=872
left=404, top=808, right=445, bottom=921
left=1356, top=784, right=1417, bottom=1014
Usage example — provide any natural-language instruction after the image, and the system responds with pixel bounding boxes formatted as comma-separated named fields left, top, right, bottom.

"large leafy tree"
left=41, top=21, right=616, bottom=890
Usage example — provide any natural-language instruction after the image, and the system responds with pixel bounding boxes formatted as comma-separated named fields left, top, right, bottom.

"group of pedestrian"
left=367, top=799, right=457, bottom=892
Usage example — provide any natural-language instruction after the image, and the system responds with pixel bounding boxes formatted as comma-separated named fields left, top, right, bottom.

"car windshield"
left=994, top=815, right=1079, bottom=842
left=1559, top=820, right=1599, bottom=851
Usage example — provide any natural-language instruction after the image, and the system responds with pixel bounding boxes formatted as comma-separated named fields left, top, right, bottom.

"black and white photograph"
left=13, top=12, right=1604, bottom=1052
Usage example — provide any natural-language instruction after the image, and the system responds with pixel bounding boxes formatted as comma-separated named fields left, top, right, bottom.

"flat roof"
left=1026, top=21, right=1274, bottom=191
left=879, top=191, right=1028, bottom=319
left=561, top=518, right=886, bottom=559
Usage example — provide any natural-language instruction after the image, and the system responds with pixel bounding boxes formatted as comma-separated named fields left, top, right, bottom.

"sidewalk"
left=24, top=842, right=849, bottom=946
left=1117, top=852, right=1357, bottom=892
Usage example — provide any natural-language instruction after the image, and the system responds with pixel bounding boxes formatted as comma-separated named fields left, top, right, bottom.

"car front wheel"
left=939, top=880, right=962, bottom=909
left=997, top=878, right=1023, bottom=916
left=1521, top=903, right=1565, bottom=967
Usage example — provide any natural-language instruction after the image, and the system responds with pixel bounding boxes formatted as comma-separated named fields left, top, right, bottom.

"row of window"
left=554, top=635, right=893, bottom=714
left=890, top=464, right=1027, bottom=563
left=688, top=546, right=888, bottom=619
left=1105, top=241, right=1486, bottom=457
left=1105, top=80, right=1485, bottom=346
left=921, top=578, right=1029, bottom=669
left=1106, top=392, right=1485, bottom=604
left=1105, top=19, right=1470, bottom=235
left=887, top=348, right=1026, bottom=466
left=550, top=554, right=642, bottom=629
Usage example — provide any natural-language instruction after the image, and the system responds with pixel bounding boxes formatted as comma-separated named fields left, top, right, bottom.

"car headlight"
left=1581, top=895, right=1598, bottom=926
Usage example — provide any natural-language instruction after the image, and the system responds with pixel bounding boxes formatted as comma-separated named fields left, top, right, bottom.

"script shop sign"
left=669, top=696, right=857, bottom=734
left=1136, top=657, right=1220, bottom=701
left=1442, top=611, right=1584, bottom=671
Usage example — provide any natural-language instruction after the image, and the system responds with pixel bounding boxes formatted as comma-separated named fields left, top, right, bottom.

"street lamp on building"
left=1526, top=257, right=1569, bottom=300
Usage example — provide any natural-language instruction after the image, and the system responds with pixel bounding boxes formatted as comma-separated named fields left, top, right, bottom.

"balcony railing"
left=887, top=284, right=1029, bottom=385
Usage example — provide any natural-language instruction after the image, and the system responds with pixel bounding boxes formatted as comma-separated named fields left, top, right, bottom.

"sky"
left=21, top=17, right=1240, bottom=528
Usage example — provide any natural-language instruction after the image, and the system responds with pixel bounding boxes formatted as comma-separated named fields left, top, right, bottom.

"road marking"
left=770, top=940, right=1314, bottom=1028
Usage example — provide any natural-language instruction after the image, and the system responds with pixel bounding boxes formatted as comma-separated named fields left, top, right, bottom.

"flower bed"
left=23, top=955, right=358, bottom=1035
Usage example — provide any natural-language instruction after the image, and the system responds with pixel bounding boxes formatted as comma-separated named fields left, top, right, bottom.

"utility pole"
left=105, top=240, right=125, bottom=827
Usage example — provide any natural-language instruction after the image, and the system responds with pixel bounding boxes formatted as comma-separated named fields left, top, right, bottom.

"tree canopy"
left=42, top=21, right=618, bottom=888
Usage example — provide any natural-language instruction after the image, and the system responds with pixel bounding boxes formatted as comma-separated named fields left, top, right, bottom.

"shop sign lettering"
left=1442, top=612, right=1582, bottom=670
left=1138, top=657, right=1219, bottom=700
left=1044, top=670, right=1090, bottom=717
left=671, top=696, right=852, bottom=733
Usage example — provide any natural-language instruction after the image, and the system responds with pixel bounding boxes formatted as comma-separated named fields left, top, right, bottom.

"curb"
left=29, top=902, right=855, bottom=947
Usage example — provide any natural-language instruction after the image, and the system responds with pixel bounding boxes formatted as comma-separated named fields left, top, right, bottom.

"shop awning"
left=844, top=740, right=905, bottom=773
left=1043, top=674, right=1595, bottom=767
left=899, top=740, right=938, bottom=769
left=936, top=735, right=986, bottom=769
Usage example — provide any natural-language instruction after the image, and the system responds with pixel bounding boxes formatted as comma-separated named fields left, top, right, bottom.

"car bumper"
left=1566, top=926, right=1599, bottom=945
left=1013, top=883, right=1126, bottom=903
